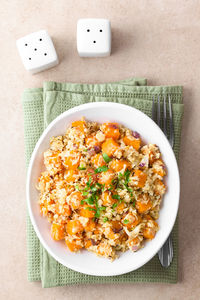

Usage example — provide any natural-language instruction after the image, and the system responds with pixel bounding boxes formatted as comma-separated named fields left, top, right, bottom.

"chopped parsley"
left=95, top=210, right=100, bottom=218
left=102, top=153, right=111, bottom=163
left=90, top=185, right=98, bottom=192
left=99, top=206, right=106, bottom=211
left=83, top=186, right=90, bottom=191
left=85, top=207, right=96, bottom=211
left=78, top=170, right=108, bottom=218
left=124, top=169, right=131, bottom=185
left=85, top=197, right=95, bottom=205
left=82, top=191, right=89, bottom=196
left=112, top=194, right=121, bottom=200
left=112, top=203, right=118, bottom=209
left=118, top=172, right=123, bottom=179
left=87, top=176, right=92, bottom=186
left=123, top=219, right=129, bottom=224
left=103, top=217, right=108, bottom=223
left=78, top=166, right=86, bottom=170
left=96, top=183, right=102, bottom=188
left=95, top=165, right=108, bottom=173
left=108, top=185, right=114, bottom=191
left=75, top=185, right=80, bottom=191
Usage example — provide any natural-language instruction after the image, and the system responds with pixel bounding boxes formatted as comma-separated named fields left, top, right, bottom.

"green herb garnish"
left=85, top=197, right=95, bottom=205
left=79, top=174, right=106, bottom=218
left=90, top=185, right=98, bottom=192
left=86, top=176, right=92, bottom=186
left=83, top=186, right=90, bottom=191
left=102, top=153, right=111, bottom=163
left=126, top=186, right=133, bottom=197
left=95, top=209, right=100, bottom=218
left=75, top=185, right=80, bottom=191
left=95, top=166, right=109, bottom=173
left=118, top=172, right=123, bottom=179
left=123, top=219, right=129, bottom=224
left=103, top=217, right=108, bottom=223
left=124, top=169, right=131, bottom=184
left=82, top=191, right=89, bottom=196
left=99, top=206, right=106, bottom=211
left=78, top=166, right=86, bottom=170
left=112, top=203, right=118, bottom=209
left=132, top=200, right=136, bottom=207
left=112, top=194, right=121, bottom=200
left=85, top=207, right=96, bottom=211
left=96, top=183, right=102, bottom=188
left=111, top=178, right=119, bottom=189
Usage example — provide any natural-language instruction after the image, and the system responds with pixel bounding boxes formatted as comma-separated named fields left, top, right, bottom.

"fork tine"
left=152, top=96, right=156, bottom=121
left=168, top=95, right=174, bottom=148
left=163, top=95, right=167, bottom=137
left=155, top=94, right=174, bottom=268
left=157, top=95, right=161, bottom=127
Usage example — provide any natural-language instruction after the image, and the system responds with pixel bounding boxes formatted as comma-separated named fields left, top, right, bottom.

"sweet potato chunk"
left=65, top=239, right=82, bottom=252
left=64, top=151, right=81, bottom=170
left=91, top=153, right=106, bottom=168
left=55, top=203, right=72, bottom=217
left=110, top=159, right=130, bottom=172
left=132, top=170, right=147, bottom=188
left=102, top=191, right=116, bottom=206
left=116, top=202, right=126, bottom=214
left=64, top=169, right=78, bottom=182
left=143, top=219, right=158, bottom=239
left=80, top=205, right=96, bottom=218
left=136, top=194, right=152, bottom=214
left=69, top=191, right=83, bottom=210
left=84, top=239, right=92, bottom=249
left=66, top=220, right=83, bottom=235
left=143, top=227, right=156, bottom=240
left=122, top=213, right=141, bottom=229
left=85, top=135, right=101, bottom=148
left=123, top=136, right=141, bottom=151
left=152, top=159, right=166, bottom=177
left=154, top=179, right=166, bottom=196
left=98, top=169, right=115, bottom=186
left=102, top=138, right=120, bottom=156
left=84, top=220, right=96, bottom=232
left=101, top=123, right=120, bottom=140
left=51, top=223, right=65, bottom=240
left=71, top=120, right=86, bottom=133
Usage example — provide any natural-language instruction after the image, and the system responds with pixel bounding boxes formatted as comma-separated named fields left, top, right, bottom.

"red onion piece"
left=88, top=149, right=96, bottom=156
left=132, top=245, right=139, bottom=251
left=112, top=227, right=123, bottom=234
left=110, top=124, right=118, bottom=129
left=132, top=131, right=140, bottom=139
left=139, top=163, right=145, bottom=167
left=73, top=143, right=78, bottom=149
left=93, top=145, right=101, bottom=153
left=91, top=239, right=100, bottom=246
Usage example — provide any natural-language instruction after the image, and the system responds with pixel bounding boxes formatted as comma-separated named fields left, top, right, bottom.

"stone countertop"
left=0, top=0, right=199, bottom=299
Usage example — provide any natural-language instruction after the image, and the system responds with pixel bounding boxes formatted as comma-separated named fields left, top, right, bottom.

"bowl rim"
left=26, top=101, right=180, bottom=276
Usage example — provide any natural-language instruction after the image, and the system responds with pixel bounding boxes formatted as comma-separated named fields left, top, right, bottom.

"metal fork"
left=152, top=95, right=174, bottom=268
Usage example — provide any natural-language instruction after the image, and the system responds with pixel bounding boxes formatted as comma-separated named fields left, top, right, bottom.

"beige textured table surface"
left=0, top=0, right=200, bottom=299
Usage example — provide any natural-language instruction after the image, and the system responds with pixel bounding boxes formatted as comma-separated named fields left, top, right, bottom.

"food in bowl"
left=37, top=119, right=166, bottom=260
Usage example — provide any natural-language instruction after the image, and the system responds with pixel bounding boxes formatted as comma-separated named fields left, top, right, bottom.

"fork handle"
left=158, top=235, right=173, bottom=267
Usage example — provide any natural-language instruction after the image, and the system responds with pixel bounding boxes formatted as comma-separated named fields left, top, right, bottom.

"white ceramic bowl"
left=27, top=102, right=180, bottom=276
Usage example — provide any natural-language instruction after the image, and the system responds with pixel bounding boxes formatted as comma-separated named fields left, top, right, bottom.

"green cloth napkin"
left=22, top=78, right=184, bottom=288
